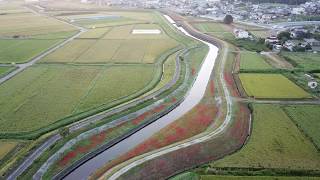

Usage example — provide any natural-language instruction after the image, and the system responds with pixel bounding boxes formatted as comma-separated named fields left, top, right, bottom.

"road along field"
left=239, top=73, right=311, bottom=99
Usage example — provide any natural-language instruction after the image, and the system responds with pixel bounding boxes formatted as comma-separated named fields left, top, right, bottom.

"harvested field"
left=0, top=64, right=155, bottom=133
left=0, top=39, right=61, bottom=63
left=201, top=175, right=320, bottom=180
left=239, top=74, right=311, bottom=99
left=213, top=104, right=320, bottom=170
left=240, top=51, right=273, bottom=70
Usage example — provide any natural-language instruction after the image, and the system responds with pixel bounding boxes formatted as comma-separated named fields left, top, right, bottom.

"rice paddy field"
left=239, top=51, right=273, bottom=70
left=42, top=24, right=178, bottom=64
left=0, top=10, right=76, bottom=37
left=282, top=105, right=320, bottom=149
left=0, top=39, right=62, bottom=63
left=0, top=67, right=15, bottom=77
left=280, top=52, right=320, bottom=71
left=0, top=64, right=155, bottom=134
left=200, top=175, right=320, bottom=180
left=212, top=104, right=320, bottom=170
left=0, top=141, right=18, bottom=160
left=0, top=8, right=190, bottom=139
left=194, top=22, right=230, bottom=33
left=239, top=73, right=311, bottom=99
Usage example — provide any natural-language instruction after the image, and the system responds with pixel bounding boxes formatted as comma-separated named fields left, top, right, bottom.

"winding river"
left=63, top=14, right=219, bottom=180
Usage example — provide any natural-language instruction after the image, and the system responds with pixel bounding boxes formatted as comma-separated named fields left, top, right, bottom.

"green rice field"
left=239, top=74, right=311, bottom=99
left=240, top=52, right=273, bottom=70
left=283, top=105, right=320, bottom=149
left=213, top=104, right=320, bottom=170
left=0, top=39, right=62, bottom=63
left=194, top=22, right=230, bottom=33
left=201, top=175, right=320, bottom=180
left=0, top=64, right=155, bottom=133
left=0, top=141, right=18, bottom=160
left=0, top=67, right=15, bottom=77
left=280, top=52, right=320, bottom=70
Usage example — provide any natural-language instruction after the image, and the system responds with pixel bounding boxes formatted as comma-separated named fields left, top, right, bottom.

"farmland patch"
left=0, top=66, right=15, bottom=77
left=283, top=105, right=320, bottom=149
left=280, top=52, right=320, bottom=71
left=240, top=51, right=273, bottom=70
left=239, top=73, right=311, bottom=99
left=213, top=104, right=320, bottom=170
left=0, top=39, right=61, bottom=63
left=0, top=64, right=155, bottom=133
left=0, top=141, right=18, bottom=159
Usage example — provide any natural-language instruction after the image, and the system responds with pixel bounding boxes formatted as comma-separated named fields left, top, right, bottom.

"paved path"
left=7, top=135, right=62, bottom=180
left=103, top=14, right=234, bottom=180
left=235, top=97, right=320, bottom=105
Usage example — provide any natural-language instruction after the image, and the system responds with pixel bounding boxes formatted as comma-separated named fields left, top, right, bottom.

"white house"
left=234, top=28, right=249, bottom=39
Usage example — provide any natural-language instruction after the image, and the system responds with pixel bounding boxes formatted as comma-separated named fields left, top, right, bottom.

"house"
left=304, top=38, right=320, bottom=47
left=265, top=35, right=279, bottom=44
left=283, top=40, right=296, bottom=51
left=291, top=7, right=305, bottom=15
left=234, top=28, right=249, bottom=39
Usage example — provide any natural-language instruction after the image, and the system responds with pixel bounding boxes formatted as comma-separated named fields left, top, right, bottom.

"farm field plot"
left=280, top=52, right=320, bottom=70
left=239, top=73, right=311, bottom=99
left=283, top=105, right=320, bottom=149
left=31, top=31, right=78, bottom=40
left=0, top=67, right=15, bottom=77
left=0, top=39, right=61, bottom=63
left=0, top=12, right=76, bottom=37
left=42, top=39, right=96, bottom=63
left=240, top=51, right=273, bottom=70
left=194, top=22, right=230, bottom=33
left=77, top=28, right=110, bottom=39
left=0, top=141, right=18, bottom=160
left=212, top=104, right=320, bottom=170
left=200, top=175, right=320, bottom=180
left=42, top=29, right=178, bottom=64
left=0, top=64, right=155, bottom=133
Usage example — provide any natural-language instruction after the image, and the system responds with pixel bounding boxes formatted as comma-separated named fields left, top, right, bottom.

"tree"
left=277, top=31, right=291, bottom=43
left=223, top=15, right=233, bottom=24
left=59, top=127, right=70, bottom=137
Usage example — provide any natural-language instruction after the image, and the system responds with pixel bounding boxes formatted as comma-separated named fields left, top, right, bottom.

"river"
left=63, top=14, right=219, bottom=180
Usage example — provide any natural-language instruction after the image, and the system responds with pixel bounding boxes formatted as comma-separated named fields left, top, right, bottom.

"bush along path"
left=96, top=13, right=251, bottom=180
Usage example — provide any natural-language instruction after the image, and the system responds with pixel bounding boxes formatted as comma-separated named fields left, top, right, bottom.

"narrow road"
left=103, top=14, right=234, bottom=180
left=0, top=7, right=86, bottom=85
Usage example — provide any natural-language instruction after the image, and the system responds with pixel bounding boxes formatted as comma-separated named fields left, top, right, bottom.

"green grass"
left=240, top=52, right=273, bottom=70
left=0, top=39, right=61, bottom=63
left=213, top=104, right=320, bottom=170
left=283, top=105, right=320, bottom=150
left=280, top=52, right=320, bottom=71
left=239, top=73, right=311, bottom=99
left=0, top=66, right=15, bottom=77
left=31, top=31, right=78, bottom=39
left=194, top=22, right=229, bottom=33
left=0, top=64, right=155, bottom=134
